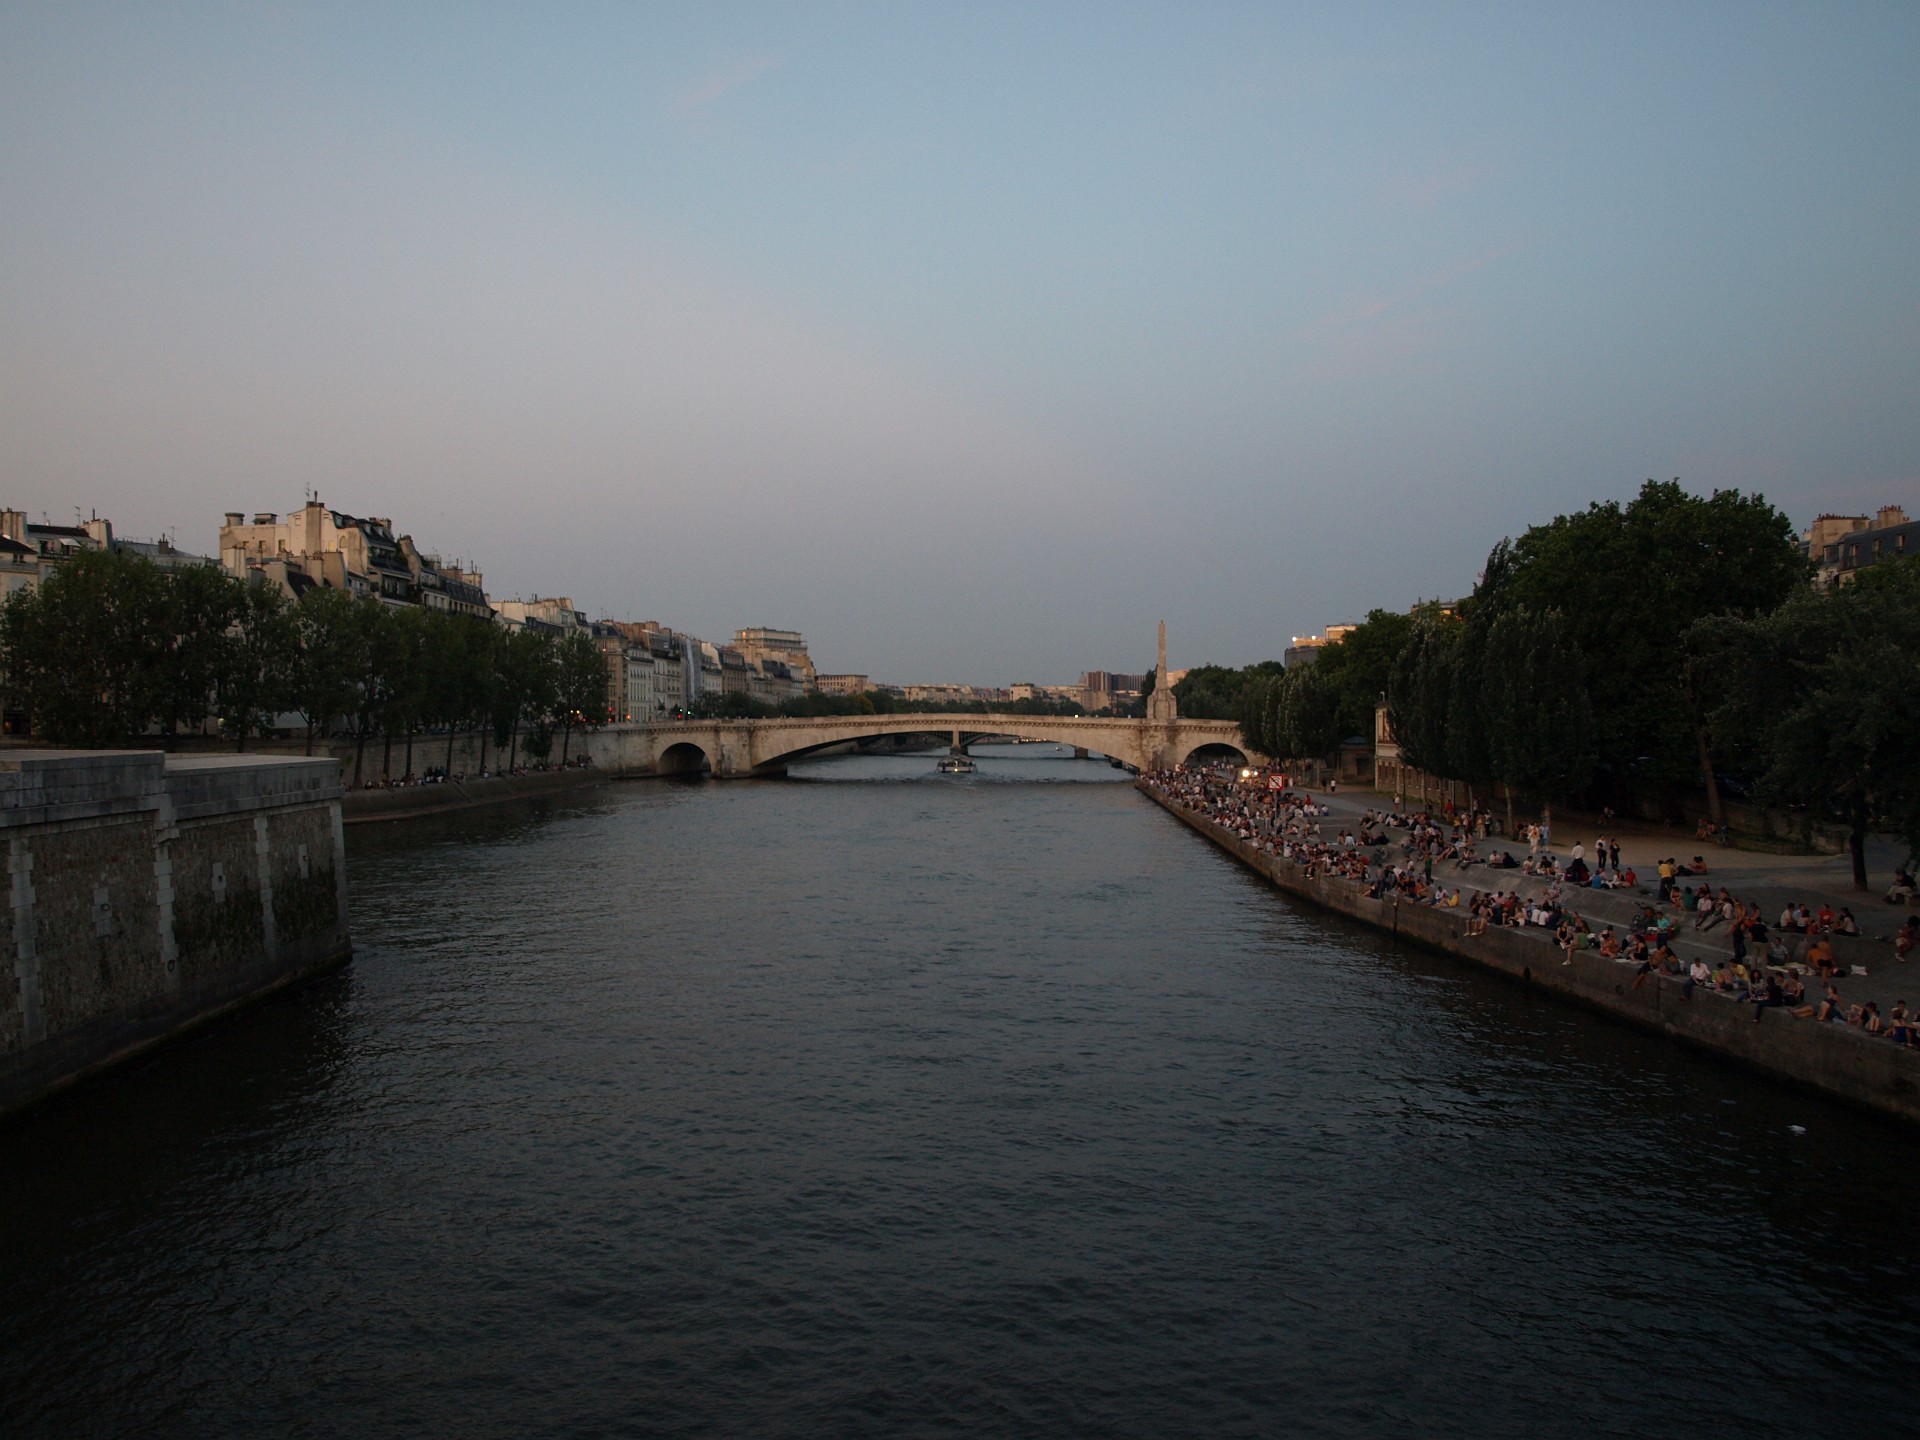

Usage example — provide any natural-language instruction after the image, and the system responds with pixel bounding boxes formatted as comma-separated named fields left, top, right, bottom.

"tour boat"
left=937, top=755, right=978, bottom=774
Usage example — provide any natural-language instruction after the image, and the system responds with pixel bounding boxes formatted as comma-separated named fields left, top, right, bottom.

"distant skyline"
left=3, top=3, right=1916, bottom=684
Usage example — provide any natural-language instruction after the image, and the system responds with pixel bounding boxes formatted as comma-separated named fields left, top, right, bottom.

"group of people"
left=1145, top=764, right=1920, bottom=1050
left=353, top=752, right=596, bottom=790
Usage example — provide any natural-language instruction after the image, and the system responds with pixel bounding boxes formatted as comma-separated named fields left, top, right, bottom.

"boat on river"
left=936, top=755, right=978, bottom=774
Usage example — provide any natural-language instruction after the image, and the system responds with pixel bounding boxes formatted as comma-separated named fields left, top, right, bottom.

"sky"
left=2, top=3, right=1916, bottom=684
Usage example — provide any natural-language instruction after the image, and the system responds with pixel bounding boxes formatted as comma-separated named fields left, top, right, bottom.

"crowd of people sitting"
left=1143, top=763, right=1920, bottom=1050
left=354, top=753, right=596, bottom=790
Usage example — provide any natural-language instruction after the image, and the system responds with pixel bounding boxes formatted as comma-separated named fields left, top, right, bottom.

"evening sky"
left=2, top=3, right=1916, bottom=683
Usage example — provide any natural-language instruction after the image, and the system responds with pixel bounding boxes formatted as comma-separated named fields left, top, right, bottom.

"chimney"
left=1877, top=505, right=1908, bottom=530
left=224, top=512, right=244, bottom=529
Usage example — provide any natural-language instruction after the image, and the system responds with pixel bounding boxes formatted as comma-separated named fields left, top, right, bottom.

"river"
left=3, top=745, right=1917, bottom=1437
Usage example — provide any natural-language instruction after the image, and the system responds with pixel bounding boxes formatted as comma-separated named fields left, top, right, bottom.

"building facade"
left=816, top=673, right=870, bottom=697
left=733, top=628, right=817, bottom=690
left=0, top=510, right=214, bottom=598
left=1805, top=506, right=1916, bottom=584
left=218, top=500, right=492, bottom=614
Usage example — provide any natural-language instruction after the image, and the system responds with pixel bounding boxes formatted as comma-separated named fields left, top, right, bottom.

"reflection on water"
left=2, top=748, right=1917, bottom=1438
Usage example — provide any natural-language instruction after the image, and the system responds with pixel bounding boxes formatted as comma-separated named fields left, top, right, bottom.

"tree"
left=493, top=628, right=557, bottom=771
left=1440, top=619, right=1497, bottom=806
left=421, top=612, right=495, bottom=776
left=1470, top=479, right=1808, bottom=811
left=214, top=580, right=297, bottom=750
left=552, top=632, right=608, bottom=763
left=1693, top=558, right=1920, bottom=891
left=155, top=562, right=244, bottom=746
left=342, top=599, right=397, bottom=786
left=1386, top=619, right=1452, bottom=778
left=0, top=548, right=166, bottom=745
left=1172, top=661, right=1284, bottom=722
left=1386, top=616, right=1462, bottom=806
left=378, top=606, right=434, bottom=780
left=1310, top=609, right=1416, bottom=740
left=1268, top=662, right=1343, bottom=762
left=1236, top=670, right=1285, bottom=756
left=690, top=689, right=774, bottom=719
left=293, top=587, right=370, bottom=757
left=1480, top=608, right=1596, bottom=825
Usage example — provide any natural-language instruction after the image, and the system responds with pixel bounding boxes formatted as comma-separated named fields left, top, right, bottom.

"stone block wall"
left=0, top=751, right=349, bottom=1116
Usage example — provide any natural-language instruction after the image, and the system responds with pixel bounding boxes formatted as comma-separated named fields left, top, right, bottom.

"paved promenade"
left=1141, top=771, right=1920, bottom=1123
left=1319, top=788, right=1920, bottom=1017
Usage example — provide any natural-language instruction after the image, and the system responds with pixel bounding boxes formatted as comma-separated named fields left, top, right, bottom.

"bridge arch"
left=778, top=726, right=951, bottom=763
left=1182, top=740, right=1250, bottom=768
left=750, top=718, right=1144, bottom=773
left=657, top=741, right=711, bottom=776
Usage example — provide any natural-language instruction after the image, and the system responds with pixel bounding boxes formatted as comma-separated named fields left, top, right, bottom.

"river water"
left=3, top=746, right=1918, bottom=1437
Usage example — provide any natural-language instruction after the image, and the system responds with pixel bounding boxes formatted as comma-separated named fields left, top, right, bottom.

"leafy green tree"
left=1172, top=661, right=1284, bottom=722
left=1236, top=670, right=1284, bottom=756
left=1386, top=613, right=1505, bottom=810
left=155, top=562, right=244, bottom=746
left=368, top=604, right=431, bottom=780
left=1269, top=662, right=1343, bottom=762
left=293, top=587, right=370, bottom=756
left=1311, top=609, right=1416, bottom=740
left=1471, top=479, right=1808, bottom=811
left=342, top=599, right=399, bottom=786
left=493, top=628, right=558, bottom=770
left=552, top=632, right=609, bottom=763
left=422, top=612, right=496, bottom=775
left=0, top=548, right=166, bottom=745
left=691, top=689, right=775, bottom=719
left=1481, top=608, right=1596, bottom=825
left=1386, top=617, right=1458, bottom=788
left=1440, top=620, right=1498, bottom=803
left=1692, top=558, right=1920, bottom=890
left=215, top=580, right=297, bottom=751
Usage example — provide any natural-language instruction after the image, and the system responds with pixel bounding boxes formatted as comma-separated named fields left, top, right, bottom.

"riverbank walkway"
left=1142, top=768, right=1920, bottom=1118
left=1317, top=789, right=1920, bottom=1019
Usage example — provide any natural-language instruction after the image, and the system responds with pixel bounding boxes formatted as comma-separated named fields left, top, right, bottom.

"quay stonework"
left=0, top=751, right=350, bottom=1117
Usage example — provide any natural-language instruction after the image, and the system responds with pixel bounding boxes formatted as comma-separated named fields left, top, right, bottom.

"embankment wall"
left=0, top=751, right=351, bottom=1117
left=1140, top=783, right=1920, bottom=1126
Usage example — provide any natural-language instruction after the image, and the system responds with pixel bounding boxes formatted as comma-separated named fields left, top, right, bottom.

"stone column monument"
left=1146, top=619, right=1179, bottom=725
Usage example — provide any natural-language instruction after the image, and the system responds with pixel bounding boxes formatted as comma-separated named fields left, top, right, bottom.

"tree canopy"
left=1469, top=479, right=1808, bottom=797
left=1172, top=662, right=1283, bottom=722
left=1691, top=557, right=1920, bottom=888
left=0, top=555, right=611, bottom=779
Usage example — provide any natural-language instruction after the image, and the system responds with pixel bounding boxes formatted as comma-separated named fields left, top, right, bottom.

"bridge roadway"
left=583, top=713, right=1258, bottom=778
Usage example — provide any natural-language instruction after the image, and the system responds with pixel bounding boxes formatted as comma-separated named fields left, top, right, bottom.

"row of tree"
left=0, top=549, right=609, bottom=782
left=1199, top=481, right=1915, bottom=886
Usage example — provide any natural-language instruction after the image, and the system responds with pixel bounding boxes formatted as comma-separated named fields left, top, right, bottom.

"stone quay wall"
left=0, top=751, right=350, bottom=1117
left=1139, top=782, right=1920, bottom=1127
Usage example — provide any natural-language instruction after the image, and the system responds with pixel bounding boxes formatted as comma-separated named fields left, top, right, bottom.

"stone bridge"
left=584, top=713, right=1258, bottom=779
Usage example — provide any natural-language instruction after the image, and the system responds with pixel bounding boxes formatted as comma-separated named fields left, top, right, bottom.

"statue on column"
left=1146, top=619, right=1178, bottom=723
